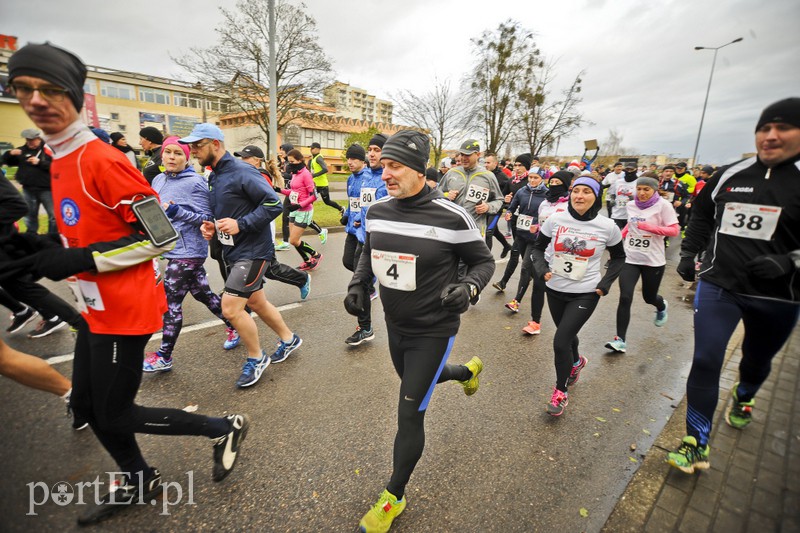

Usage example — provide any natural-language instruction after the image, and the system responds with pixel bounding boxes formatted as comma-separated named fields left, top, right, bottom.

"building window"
left=139, top=87, right=171, bottom=105
left=83, top=81, right=97, bottom=95
left=119, top=125, right=126, bottom=131
left=100, top=81, right=136, bottom=100
left=110, top=112, right=119, bottom=120
left=174, top=92, right=202, bottom=109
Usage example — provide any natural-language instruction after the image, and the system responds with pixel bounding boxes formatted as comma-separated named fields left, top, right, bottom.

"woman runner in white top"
left=605, top=173, right=679, bottom=353
left=532, top=177, right=626, bottom=416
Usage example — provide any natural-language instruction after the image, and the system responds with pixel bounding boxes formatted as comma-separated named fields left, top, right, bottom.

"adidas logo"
left=408, top=142, right=417, bottom=150
left=425, top=227, right=438, bottom=238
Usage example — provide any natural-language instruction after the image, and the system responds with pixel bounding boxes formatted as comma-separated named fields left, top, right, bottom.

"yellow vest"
left=310, top=154, right=329, bottom=187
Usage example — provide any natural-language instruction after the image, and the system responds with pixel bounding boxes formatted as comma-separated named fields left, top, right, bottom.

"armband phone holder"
left=130, top=196, right=179, bottom=247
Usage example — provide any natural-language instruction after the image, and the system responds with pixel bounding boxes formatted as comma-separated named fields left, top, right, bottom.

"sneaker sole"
left=667, top=457, right=710, bottom=474
left=546, top=404, right=567, bottom=417
left=522, top=328, right=541, bottom=335
left=6, top=311, right=40, bottom=334
left=604, top=342, right=626, bottom=353
left=345, top=333, right=375, bottom=346
left=223, top=340, right=241, bottom=350
left=143, top=366, right=173, bottom=373
left=28, top=320, right=68, bottom=338
left=236, top=359, right=270, bottom=388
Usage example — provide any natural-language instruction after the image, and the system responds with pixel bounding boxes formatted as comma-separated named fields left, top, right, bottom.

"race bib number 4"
left=465, top=183, right=490, bottom=203
left=349, top=196, right=361, bottom=211
left=214, top=221, right=234, bottom=245
left=360, top=188, right=377, bottom=207
left=719, top=202, right=781, bottom=241
left=516, top=214, right=534, bottom=231
left=552, top=253, right=588, bottom=281
left=372, top=250, right=417, bottom=291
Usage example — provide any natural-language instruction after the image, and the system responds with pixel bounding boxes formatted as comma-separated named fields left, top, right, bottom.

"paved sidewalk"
left=604, top=326, right=800, bottom=532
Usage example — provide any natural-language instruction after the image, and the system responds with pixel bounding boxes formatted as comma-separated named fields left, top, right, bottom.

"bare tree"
left=173, top=0, right=333, bottom=152
left=468, top=20, right=540, bottom=154
left=392, top=79, right=472, bottom=167
left=597, top=129, right=638, bottom=167
left=515, top=65, right=586, bottom=157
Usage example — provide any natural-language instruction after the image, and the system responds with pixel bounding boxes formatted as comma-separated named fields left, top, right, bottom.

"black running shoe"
left=77, top=468, right=163, bottom=526
left=345, top=327, right=375, bottom=346
left=212, top=414, right=250, bottom=482
left=28, top=318, right=67, bottom=338
left=6, top=307, right=39, bottom=333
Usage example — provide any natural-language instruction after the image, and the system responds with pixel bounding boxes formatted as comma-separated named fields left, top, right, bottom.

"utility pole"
left=268, top=0, right=278, bottom=160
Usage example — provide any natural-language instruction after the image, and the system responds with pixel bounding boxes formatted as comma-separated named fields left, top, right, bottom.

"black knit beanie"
left=755, top=97, right=800, bottom=132
left=139, top=126, right=163, bottom=145
left=8, top=42, right=87, bottom=112
left=369, top=133, right=388, bottom=148
left=515, top=153, right=532, bottom=170
left=380, top=131, right=429, bottom=175
left=345, top=144, right=366, bottom=161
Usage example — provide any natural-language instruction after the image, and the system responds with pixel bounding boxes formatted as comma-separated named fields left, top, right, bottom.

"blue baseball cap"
left=178, top=123, right=225, bottom=143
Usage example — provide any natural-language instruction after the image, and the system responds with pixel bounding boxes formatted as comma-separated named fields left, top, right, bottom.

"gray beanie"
left=380, top=131, right=429, bottom=174
left=636, top=174, right=660, bottom=191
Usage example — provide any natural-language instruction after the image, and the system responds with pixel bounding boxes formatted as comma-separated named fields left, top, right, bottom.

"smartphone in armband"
left=131, top=196, right=179, bottom=247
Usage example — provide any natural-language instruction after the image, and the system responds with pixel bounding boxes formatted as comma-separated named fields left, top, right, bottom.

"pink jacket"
left=281, top=167, right=317, bottom=211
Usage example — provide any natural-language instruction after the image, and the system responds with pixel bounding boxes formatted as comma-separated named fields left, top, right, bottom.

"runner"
left=143, top=136, right=240, bottom=372
left=491, top=154, right=533, bottom=291
left=667, top=98, right=800, bottom=474
left=605, top=173, right=679, bottom=353
left=4, top=43, right=250, bottom=525
left=532, top=177, right=625, bottom=416
left=602, top=162, right=624, bottom=218
left=345, top=130, right=494, bottom=532
left=606, top=161, right=638, bottom=229
left=309, top=141, right=345, bottom=228
left=281, top=148, right=322, bottom=271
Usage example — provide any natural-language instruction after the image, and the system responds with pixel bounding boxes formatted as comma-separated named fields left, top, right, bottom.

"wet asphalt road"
left=0, top=227, right=698, bottom=532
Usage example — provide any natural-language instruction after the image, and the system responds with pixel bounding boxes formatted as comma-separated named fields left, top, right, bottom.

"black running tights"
left=616, top=263, right=665, bottom=340
left=546, top=289, right=600, bottom=392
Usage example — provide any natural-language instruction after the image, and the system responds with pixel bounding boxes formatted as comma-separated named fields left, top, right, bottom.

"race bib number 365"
left=372, top=249, right=417, bottom=291
left=719, top=202, right=781, bottom=241
left=465, top=183, right=490, bottom=203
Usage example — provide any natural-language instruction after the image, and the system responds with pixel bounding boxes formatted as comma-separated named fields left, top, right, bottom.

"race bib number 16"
left=372, top=249, right=417, bottom=291
left=719, top=202, right=781, bottom=241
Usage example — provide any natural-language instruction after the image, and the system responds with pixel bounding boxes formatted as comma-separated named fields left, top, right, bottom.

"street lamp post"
left=691, top=37, right=743, bottom=166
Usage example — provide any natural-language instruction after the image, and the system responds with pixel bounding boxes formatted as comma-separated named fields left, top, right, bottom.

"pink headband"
left=161, top=136, right=190, bottom=160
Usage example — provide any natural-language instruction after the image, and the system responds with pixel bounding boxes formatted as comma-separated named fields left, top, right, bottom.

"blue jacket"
left=508, top=181, right=548, bottom=242
left=152, top=167, right=212, bottom=259
left=207, top=152, right=283, bottom=262
left=344, top=166, right=372, bottom=236
left=357, top=168, right=387, bottom=243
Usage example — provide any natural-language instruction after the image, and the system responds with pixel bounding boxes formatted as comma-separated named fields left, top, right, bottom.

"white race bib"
left=289, top=191, right=299, bottom=204
left=719, top=202, right=781, bottom=241
left=552, top=253, right=588, bottom=281
left=616, top=195, right=630, bottom=207
left=665, top=192, right=675, bottom=203
left=360, top=187, right=377, bottom=207
left=465, top=183, right=490, bottom=203
left=516, top=214, right=534, bottom=230
left=215, top=221, right=234, bottom=245
left=371, top=249, right=417, bottom=291
left=349, top=196, right=361, bottom=211
left=627, top=235, right=653, bottom=249
left=67, top=276, right=88, bottom=313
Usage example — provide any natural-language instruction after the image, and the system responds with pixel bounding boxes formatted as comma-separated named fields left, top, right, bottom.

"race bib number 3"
left=360, top=188, right=377, bottom=207
left=552, top=253, right=588, bottom=281
left=372, top=249, right=417, bottom=291
left=719, top=202, right=781, bottom=241
left=349, top=196, right=361, bottom=211
left=466, top=183, right=490, bottom=203
left=516, top=214, right=534, bottom=231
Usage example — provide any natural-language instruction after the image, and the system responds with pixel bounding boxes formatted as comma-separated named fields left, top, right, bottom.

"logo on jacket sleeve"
left=60, top=198, right=80, bottom=226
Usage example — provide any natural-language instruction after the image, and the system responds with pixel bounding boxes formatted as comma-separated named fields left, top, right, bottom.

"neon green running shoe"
left=725, top=382, right=755, bottom=429
left=667, top=436, right=710, bottom=474
left=275, top=241, right=291, bottom=251
left=459, top=356, right=484, bottom=396
left=359, top=489, right=406, bottom=533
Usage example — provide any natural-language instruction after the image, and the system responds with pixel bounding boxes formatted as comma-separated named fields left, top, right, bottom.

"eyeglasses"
left=10, top=82, right=69, bottom=103
left=189, top=140, right=211, bottom=150
left=513, top=162, right=523, bottom=166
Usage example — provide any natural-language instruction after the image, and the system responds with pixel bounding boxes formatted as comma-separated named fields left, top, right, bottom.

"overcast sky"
left=3, top=0, right=798, bottom=164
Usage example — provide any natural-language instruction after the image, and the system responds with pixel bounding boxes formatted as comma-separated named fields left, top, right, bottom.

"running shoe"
left=298, top=260, right=312, bottom=271
left=654, top=300, right=669, bottom=327
left=306, top=252, right=323, bottom=271
left=500, top=247, right=511, bottom=259
left=667, top=436, right=710, bottom=474
left=546, top=388, right=569, bottom=416
left=725, top=382, right=755, bottom=429
left=605, top=336, right=627, bottom=353
left=6, top=306, right=39, bottom=333
left=28, top=318, right=67, bottom=338
left=345, top=326, right=375, bottom=346
left=143, top=351, right=173, bottom=373
left=212, top=414, right=250, bottom=482
left=459, top=356, right=483, bottom=396
left=275, top=241, right=291, bottom=251
left=319, top=228, right=328, bottom=245
left=270, top=334, right=302, bottom=363
left=492, top=281, right=506, bottom=292
left=370, top=288, right=378, bottom=301
left=522, top=321, right=541, bottom=335
left=300, top=275, right=311, bottom=300
left=359, top=489, right=406, bottom=533
left=223, top=327, right=241, bottom=350
left=495, top=256, right=509, bottom=264
left=236, top=351, right=270, bottom=388
left=567, top=355, right=588, bottom=386
left=504, top=299, right=520, bottom=313
left=66, top=399, right=89, bottom=431
left=77, top=468, right=163, bottom=526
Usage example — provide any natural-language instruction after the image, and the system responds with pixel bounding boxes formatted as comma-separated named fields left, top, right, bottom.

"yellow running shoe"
left=359, top=489, right=406, bottom=533
left=459, top=356, right=484, bottom=396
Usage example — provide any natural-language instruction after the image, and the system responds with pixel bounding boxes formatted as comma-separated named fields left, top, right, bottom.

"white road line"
left=46, top=302, right=304, bottom=365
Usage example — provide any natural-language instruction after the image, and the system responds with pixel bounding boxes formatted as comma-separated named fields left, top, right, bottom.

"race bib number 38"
left=372, top=249, right=417, bottom=291
left=552, top=253, right=588, bottom=281
left=719, top=202, right=781, bottom=241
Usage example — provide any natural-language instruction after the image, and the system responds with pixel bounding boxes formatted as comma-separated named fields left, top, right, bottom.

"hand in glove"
left=289, top=204, right=301, bottom=212
left=164, top=203, right=180, bottom=218
left=677, top=256, right=696, bottom=282
left=440, top=283, right=478, bottom=314
left=1, top=232, right=61, bottom=259
left=2, top=247, right=95, bottom=282
left=343, top=284, right=368, bottom=316
left=340, top=212, right=349, bottom=226
left=745, top=254, right=793, bottom=279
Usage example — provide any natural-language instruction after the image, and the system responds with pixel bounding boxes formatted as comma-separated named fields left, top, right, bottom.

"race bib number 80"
left=719, top=202, right=781, bottom=241
left=552, top=253, right=588, bottom=281
left=372, top=249, right=417, bottom=291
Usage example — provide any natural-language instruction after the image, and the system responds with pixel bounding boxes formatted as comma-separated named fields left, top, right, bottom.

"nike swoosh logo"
left=578, top=306, right=587, bottom=309
left=404, top=395, right=415, bottom=401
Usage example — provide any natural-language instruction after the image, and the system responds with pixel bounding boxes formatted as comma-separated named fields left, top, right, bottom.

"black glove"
left=343, top=285, right=367, bottom=316
left=677, top=256, right=696, bottom=282
left=440, top=283, right=477, bottom=314
left=4, top=247, right=95, bottom=282
left=340, top=213, right=348, bottom=226
left=288, top=203, right=301, bottom=212
left=1, top=232, right=61, bottom=259
left=745, top=254, right=793, bottom=279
